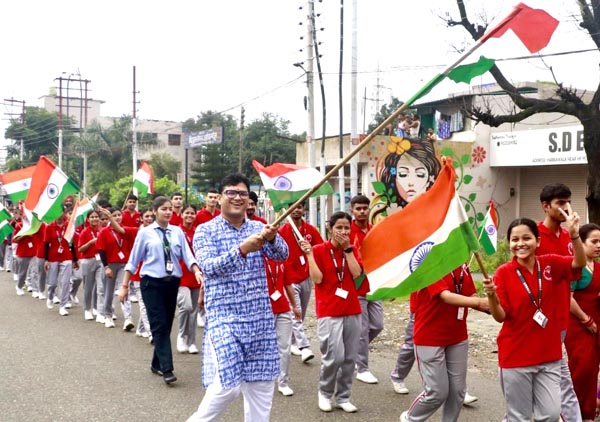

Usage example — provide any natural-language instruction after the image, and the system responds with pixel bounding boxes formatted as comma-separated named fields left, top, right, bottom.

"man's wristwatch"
left=344, top=246, right=354, bottom=254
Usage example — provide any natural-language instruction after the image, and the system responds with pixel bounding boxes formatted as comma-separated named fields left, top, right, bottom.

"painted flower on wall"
left=472, top=145, right=487, bottom=164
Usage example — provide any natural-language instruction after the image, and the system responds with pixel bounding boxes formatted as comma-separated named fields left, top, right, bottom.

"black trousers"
left=140, top=276, right=180, bottom=373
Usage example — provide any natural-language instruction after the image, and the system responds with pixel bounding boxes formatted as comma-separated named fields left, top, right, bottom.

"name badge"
left=95, top=253, right=101, bottom=261
left=335, top=287, right=349, bottom=299
left=57, top=247, right=63, bottom=254
left=299, top=255, right=306, bottom=265
left=117, top=251, right=125, bottom=260
left=27, top=242, right=33, bottom=248
left=270, top=290, right=282, bottom=301
left=457, top=307, right=465, bottom=320
left=166, top=261, right=174, bottom=272
left=533, top=309, right=548, bottom=328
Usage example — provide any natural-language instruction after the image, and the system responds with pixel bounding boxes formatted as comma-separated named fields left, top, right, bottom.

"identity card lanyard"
left=263, top=254, right=282, bottom=301
left=56, top=227, right=65, bottom=254
left=451, top=268, right=465, bottom=320
left=515, top=260, right=547, bottom=328
left=157, top=228, right=173, bottom=274
left=111, top=229, right=125, bottom=260
left=329, top=248, right=349, bottom=300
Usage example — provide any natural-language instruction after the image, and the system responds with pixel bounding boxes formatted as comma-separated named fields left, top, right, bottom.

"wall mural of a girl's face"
left=369, top=135, right=441, bottom=225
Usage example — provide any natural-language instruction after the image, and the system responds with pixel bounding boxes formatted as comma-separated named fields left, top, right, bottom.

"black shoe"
left=150, top=366, right=163, bottom=376
left=163, top=371, right=177, bottom=385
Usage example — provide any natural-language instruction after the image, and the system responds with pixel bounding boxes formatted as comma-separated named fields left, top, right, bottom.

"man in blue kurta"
left=188, top=173, right=289, bottom=422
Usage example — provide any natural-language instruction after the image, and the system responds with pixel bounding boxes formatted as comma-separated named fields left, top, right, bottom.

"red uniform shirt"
left=349, top=220, right=372, bottom=296
left=313, top=240, right=362, bottom=318
left=96, top=226, right=137, bottom=263
left=279, top=220, right=323, bottom=284
left=45, top=222, right=72, bottom=262
left=35, top=223, right=47, bottom=259
left=13, top=222, right=36, bottom=258
left=413, top=265, right=476, bottom=346
left=495, top=255, right=577, bottom=368
left=121, top=210, right=141, bottom=228
left=170, top=211, right=183, bottom=227
left=179, top=224, right=199, bottom=288
left=536, top=222, right=573, bottom=331
left=265, top=257, right=290, bottom=314
left=77, top=226, right=100, bottom=259
left=194, top=208, right=220, bottom=226
left=250, top=214, right=267, bottom=224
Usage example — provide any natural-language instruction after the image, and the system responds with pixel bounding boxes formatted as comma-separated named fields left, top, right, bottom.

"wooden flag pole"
left=472, top=251, right=490, bottom=279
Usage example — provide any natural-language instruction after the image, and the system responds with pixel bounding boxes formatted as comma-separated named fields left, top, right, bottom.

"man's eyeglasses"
left=223, top=189, right=249, bottom=199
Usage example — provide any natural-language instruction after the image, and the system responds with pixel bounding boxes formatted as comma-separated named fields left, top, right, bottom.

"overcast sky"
left=1, top=0, right=597, bottom=148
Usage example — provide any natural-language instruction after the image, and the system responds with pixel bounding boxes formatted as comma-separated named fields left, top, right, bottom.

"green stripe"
left=480, top=233, right=496, bottom=255
left=367, top=221, right=480, bottom=301
left=15, top=214, right=42, bottom=237
left=0, top=207, right=12, bottom=222
left=0, top=221, right=14, bottom=243
left=133, top=180, right=150, bottom=197
left=39, top=180, right=79, bottom=223
left=7, top=190, right=28, bottom=203
left=266, top=182, right=334, bottom=212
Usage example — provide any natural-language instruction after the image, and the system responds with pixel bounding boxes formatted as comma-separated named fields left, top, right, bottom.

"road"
left=0, top=271, right=505, bottom=421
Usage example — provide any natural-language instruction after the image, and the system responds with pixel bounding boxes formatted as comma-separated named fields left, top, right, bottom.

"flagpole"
left=122, top=187, right=132, bottom=210
left=271, top=40, right=487, bottom=227
left=473, top=251, right=490, bottom=279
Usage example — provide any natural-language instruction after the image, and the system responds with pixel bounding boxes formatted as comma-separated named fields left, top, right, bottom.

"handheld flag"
left=0, top=203, right=14, bottom=243
left=0, top=166, right=36, bottom=203
left=362, top=160, right=480, bottom=300
left=479, top=201, right=499, bottom=255
left=133, top=161, right=154, bottom=197
left=252, top=160, right=334, bottom=212
left=13, top=201, right=42, bottom=239
left=64, top=193, right=99, bottom=244
left=25, top=156, right=80, bottom=223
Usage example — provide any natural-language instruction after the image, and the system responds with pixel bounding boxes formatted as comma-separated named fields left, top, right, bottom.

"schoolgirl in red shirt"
left=483, top=213, right=585, bottom=422
left=78, top=209, right=103, bottom=321
left=302, top=211, right=363, bottom=414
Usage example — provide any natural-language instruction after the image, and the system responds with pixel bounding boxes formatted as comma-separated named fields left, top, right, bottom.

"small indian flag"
left=479, top=201, right=499, bottom=255
left=25, top=156, right=80, bottom=223
left=0, top=166, right=36, bottom=203
left=0, top=203, right=14, bottom=243
left=252, top=160, right=334, bottom=212
left=133, top=161, right=154, bottom=197
left=362, top=161, right=480, bottom=300
left=64, top=193, right=99, bottom=244
left=13, top=201, right=42, bottom=239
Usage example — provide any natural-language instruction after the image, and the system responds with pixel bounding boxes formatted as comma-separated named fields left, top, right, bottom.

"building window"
left=168, top=134, right=181, bottom=146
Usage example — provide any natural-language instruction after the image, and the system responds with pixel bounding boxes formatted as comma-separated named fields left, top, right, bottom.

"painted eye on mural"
left=273, top=176, right=292, bottom=191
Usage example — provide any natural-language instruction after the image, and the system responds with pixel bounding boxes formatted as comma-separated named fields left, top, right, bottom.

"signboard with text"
left=187, top=127, right=223, bottom=149
left=490, top=125, right=587, bottom=167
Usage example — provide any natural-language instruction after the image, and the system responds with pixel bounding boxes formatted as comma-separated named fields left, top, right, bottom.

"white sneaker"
left=46, top=299, right=53, bottom=309
left=96, top=314, right=106, bottom=324
left=59, top=307, right=69, bottom=316
left=392, top=380, right=409, bottom=394
left=130, top=295, right=139, bottom=303
left=70, top=295, right=79, bottom=304
left=290, top=345, right=302, bottom=356
left=197, top=314, right=205, bottom=328
left=356, top=371, right=378, bottom=384
left=463, top=392, right=478, bottom=405
left=177, top=335, right=188, bottom=353
left=141, top=332, right=150, bottom=339
left=15, top=286, right=25, bottom=296
left=335, top=402, right=358, bottom=413
left=112, top=314, right=117, bottom=320
left=84, top=310, right=94, bottom=321
left=123, top=319, right=135, bottom=331
left=105, top=319, right=115, bottom=328
left=301, top=348, right=315, bottom=363
left=278, top=385, right=294, bottom=396
left=92, top=308, right=98, bottom=316
left=38, top=293, right=46, bottom=300
left=65, top=302, right=72, bottom=309
left=32, top=292, right=39, bottom=299
left=52, top=296, right=60, bottom=304
left=26, top=286, right=32, bottom=292
left=188, top=344, right=199, bottom=354
left=400, top=410, right=409, bottom=422
left=318, top=392, right=333, bottom=412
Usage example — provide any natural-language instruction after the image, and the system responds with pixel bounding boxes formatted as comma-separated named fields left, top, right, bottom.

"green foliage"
left=368, top=97, right=405, bottom=133
left=149, top=152, right=181, bottom=181
left=469, top=239, right=511, bottom=275
left=107, top=175, right=181, bottom=210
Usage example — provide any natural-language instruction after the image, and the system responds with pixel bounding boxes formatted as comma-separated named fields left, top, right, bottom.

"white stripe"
left=261, top=167, right=321, bottom=192
left=34, top=169, right=68, bottom=218
left=135, top=169, right=151, bottom=187
left=3, top=178, right=31, bottom=194
left=368, top=194, right=468, bottom=293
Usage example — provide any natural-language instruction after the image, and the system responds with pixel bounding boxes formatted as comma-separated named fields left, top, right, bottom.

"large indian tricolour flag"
left=0, top=166, right=36, bottom=202
left=362, top=161, right=480, bottom=300
left=0, top=203, right=14, bottom=243
left=252, top=160, right=334, bottom=212
left=132, top=161, right=154, bottom=198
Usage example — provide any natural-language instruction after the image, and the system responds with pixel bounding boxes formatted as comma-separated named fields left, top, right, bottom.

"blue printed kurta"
left=193, top=216, right=289, bottom=389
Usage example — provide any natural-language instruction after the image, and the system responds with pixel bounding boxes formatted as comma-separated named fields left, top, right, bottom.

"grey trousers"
left=30, top=257, right=46, bottom=294
left=356, top=296, right=384, bottom=373
left=47, top=261, right=73, bottom=308
left=317, top=314, right=361, bottom=403
left=274, top=311, right=293, bottom=388
left=559, top=330, right=582, bottom=422
left=408, top=340, right=468, bottom=422
left=177, top=286, right=199, bottom=347
left=136, top=284, right=151, bottom=333
left=15, top=256, right=33, bottom=289
left=291, top=278, right=312, bottom=349
left=500, top=360, right=561, bottom=422
left=391, top=312, right=415, bottom=382
left=81, top=258, right=102, bottom=312
left=103, top=263, right=131, bottom=319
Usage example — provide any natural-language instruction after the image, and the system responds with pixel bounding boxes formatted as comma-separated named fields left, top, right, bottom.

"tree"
left=149, top=152, right=181, bottom=181
left=108, top=175, right=180, bottom=210
left=368, top=97, right=405, bottom=134
left=447, top=1, right=600, bottom=222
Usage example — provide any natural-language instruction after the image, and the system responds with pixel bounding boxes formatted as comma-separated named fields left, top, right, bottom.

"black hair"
left=580, top=223, right=600, bottom=242
left=152, top=196, right=171, bottom=210
left=249, top=191, right=259, bottom=204
left=171, top=192, right=183, bottom=199
left=87, top=209, right=100, bottom=219
left=219, top=174, right=250, bottom=193
left=127, top=194, right=138, bottom=201
left=207, top=188, right=219, bottom=194
left=327, top=211, right=352, bottom=228
left=109, top=207, right=122, bottom=215
left=182, top=203, right=197, bottom=213
left=350, top=194, right=370, bottom=207
left=140, top=207, right=153, bottom=216
left=539, top=183, right=571, bottom=204
left=507, top=218, right=539, bottom=239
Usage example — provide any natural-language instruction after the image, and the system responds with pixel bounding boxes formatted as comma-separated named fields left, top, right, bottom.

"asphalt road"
left=0, top=271, right=505, bottom=422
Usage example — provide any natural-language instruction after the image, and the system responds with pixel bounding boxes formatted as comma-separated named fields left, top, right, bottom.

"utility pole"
left=350, top=0, right=359, bottom=198
left=3, top=98, right=26, bottom=162
left=238, top=106, right=245, bottom=172
left=57, top=77, right=63, bottom=168
left=132, top=66, right=139, bottom=178
left=306, top=0, right=317, bottom=226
